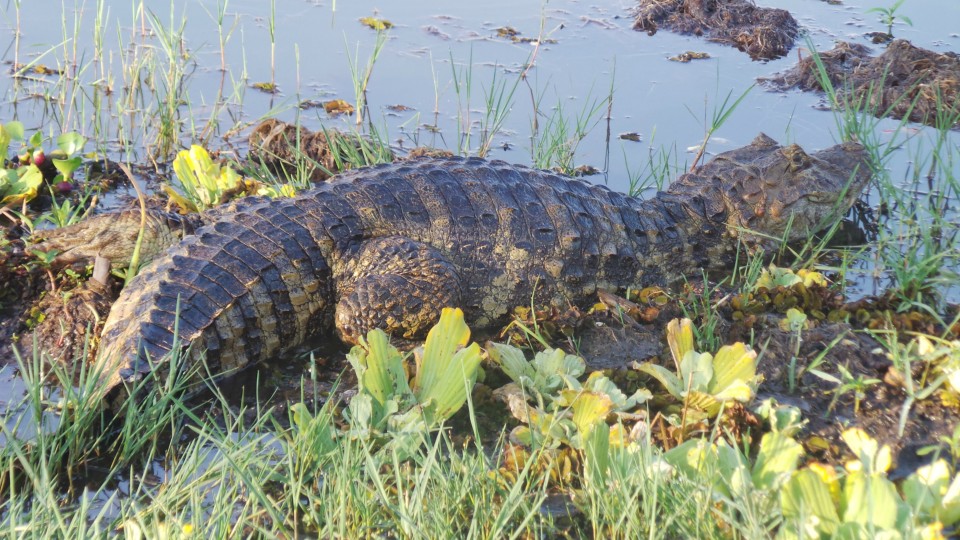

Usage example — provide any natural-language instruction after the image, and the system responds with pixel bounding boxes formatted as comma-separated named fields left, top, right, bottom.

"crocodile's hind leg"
left=334, top=236, right=462, bottom=345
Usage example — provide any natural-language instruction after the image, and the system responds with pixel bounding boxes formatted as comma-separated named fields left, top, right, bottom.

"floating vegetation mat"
left=632, top=0, right=798, bottom=60
left=764, top=40, right=960, bottom=128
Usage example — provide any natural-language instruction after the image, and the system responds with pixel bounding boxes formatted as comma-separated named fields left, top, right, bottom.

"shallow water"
left=2, top=1, right=956, bottom=185
left=1, top=1, right=958, bottom=424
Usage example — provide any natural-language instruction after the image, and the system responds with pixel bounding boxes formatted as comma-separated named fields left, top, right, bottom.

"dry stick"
left=117, top=163, right=148, bottom=286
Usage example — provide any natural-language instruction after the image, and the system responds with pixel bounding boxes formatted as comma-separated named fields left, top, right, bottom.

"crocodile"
left=33, top=134, right=871, bottom=408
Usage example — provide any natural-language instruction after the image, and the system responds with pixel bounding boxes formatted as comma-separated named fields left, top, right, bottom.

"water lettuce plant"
left=165, top=145, right=246, bottom=212
left=780, top=428, right=960, bottom=539
left=635, top=318, right=759, bottom=418
left=487, top=343, right=650, bottom=449
left=344, top=307, right=483, bottom=454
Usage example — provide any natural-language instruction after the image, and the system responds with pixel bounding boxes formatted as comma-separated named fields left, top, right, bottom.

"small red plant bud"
left=32, top=150, right=45, bottom=166
left=56, top=181, right=73, bottom=194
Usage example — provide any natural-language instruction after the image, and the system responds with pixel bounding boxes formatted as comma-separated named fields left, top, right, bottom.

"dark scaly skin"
left=79, top=134, right=869, bottom=408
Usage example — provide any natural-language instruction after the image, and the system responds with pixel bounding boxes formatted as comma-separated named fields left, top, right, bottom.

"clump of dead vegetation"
left=765, top=40, right=960, bottom=128
left=633, top=0, right=798, bottom=60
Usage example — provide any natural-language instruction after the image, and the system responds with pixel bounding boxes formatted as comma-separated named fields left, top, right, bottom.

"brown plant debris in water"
left=247, top=119, right=387, bottom=183
left=26, top=277, right=116, bottom=370
left=633, top=0, right=798, bottom=60
left=764, top=40, right=960, bottom=128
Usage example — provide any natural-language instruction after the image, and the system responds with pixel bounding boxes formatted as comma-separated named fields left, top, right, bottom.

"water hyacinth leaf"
left=171, top=145, right=244, bottom=210
left=347, top=393, right=375, bottom=431
left=0, top=168, right=15, bottom=196
left=583, top=421, right=611, bottom=487
left=289, top=403, right=337, bottom=455
left=666, top=318, right=696, bottom=367
left=418, top=344, right=482, bottom=423
left=0, top=124, right=12, bottom=157
left=779, top=308, right=809, bottom=332
left=510, top=425, right=534, bottom=447
left=256, top=182, right=297, bottom=198
left=56, top=132, right=86, bottom=156
left=523, top=408, right=572, bottom=448
left=752, top=432, right=803, bottom=490
left=413, top=307, right=471, bottom=393
left=685, top=391, right=721, bottom=415
left=756, top=265, right=802, bottom=289
left=161, top=185, right=199, bottom=213
left=797, top=268, right=828, bottom=287
left=52, top=156, right=83, bottom=179
left=780, top=468, right=841, bottom=534
left=715, top=443, right=750, bottom=498
left=756, top=399, right=806, bottom=437
left=353, top=329, right=410, bottom=409
left=710, top=380, right=755, bottom=404
left=290, top=402, right=314, bottom=430
left=1, top=164, right=43, bottom=205
left=3, top=121, right=24, bottom=142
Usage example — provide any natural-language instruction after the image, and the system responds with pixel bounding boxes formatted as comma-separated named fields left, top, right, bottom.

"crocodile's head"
left=30, top=209, right=194, bottom=269
left=717, top=134, right=871, bottom=248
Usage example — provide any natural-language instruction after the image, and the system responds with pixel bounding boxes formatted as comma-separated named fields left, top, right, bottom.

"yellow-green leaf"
left=679, top=350, right=713, bottom=393
left=1, top=165, right=43, bottom=206
left=666, top=318, right=696, bottom=368
left=709, top=342, right=757, bottom=398
left=781, top=468, right=841, bottom=534
left=634, top=362, right=684, bottom=399
left=359, top=16, right=393, bottom=30
left=360, top=329, right=409, bottom=408
left=412, top=308, right=481, bottom=423
left=903, top=459, right=960, bottom=526
left=560, top=390, right=614, bottom=437
left=842, top=428, right=892, bottom=475
left=161, top=184, right=199, bottom=213
left=414, top=308, right=470, bottom=393
left=685, top=391, right=721, bottom=415
left=841, top=470, right=899, bottom=529
left=752, top=432, right=803, bottom=490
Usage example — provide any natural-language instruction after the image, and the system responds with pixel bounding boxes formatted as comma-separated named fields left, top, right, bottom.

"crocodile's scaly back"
left=94, top=139, right=870, bottom=407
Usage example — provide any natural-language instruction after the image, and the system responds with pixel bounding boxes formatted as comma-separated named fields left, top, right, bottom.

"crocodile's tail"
left=96, top=198, right=334, bottom=411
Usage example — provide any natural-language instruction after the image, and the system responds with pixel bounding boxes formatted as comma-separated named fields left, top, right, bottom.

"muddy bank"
left=764, top=40, right=960, bottom=128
